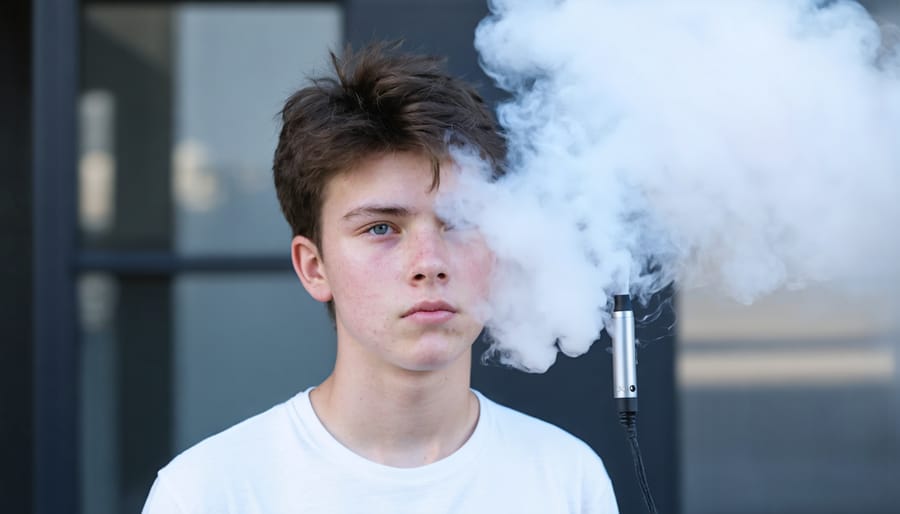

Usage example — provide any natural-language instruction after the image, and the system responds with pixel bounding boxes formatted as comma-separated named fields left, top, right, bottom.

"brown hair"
left=273, top=41, right=506, bottom=249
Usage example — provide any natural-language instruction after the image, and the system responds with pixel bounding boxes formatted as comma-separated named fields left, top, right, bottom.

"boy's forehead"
left=322, top=152, right=460, bottom=211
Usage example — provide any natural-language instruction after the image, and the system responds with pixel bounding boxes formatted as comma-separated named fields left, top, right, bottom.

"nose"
left=408, top=229, right=449, bottom=285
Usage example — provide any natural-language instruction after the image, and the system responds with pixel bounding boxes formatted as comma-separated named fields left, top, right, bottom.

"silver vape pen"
left=612, top=294, right=638, bottom=413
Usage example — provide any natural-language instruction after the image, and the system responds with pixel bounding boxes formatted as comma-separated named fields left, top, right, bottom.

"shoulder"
left=475, top=391, right=619, bottom=513
left=165, top=396, right=296, bottom=475
left=146, top=393, right=305, bottom=512
left=475, top=391, right=615, bottom=482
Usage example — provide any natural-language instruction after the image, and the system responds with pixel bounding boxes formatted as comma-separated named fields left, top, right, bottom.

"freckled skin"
left=295, top=152, right=493, bottom=375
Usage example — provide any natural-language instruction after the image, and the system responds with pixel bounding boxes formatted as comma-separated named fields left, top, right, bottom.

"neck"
left=309, top=345, right=479, bottom=468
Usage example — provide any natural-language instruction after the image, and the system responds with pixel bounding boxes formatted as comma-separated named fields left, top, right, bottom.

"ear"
left=291, top=235, right=333, bottom=303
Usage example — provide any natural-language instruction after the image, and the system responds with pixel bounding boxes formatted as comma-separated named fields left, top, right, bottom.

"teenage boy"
left=142, top=43, right=619, bottom=513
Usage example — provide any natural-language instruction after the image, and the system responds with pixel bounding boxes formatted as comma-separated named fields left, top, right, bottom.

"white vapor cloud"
left=440, top=0, right=900, bottom=372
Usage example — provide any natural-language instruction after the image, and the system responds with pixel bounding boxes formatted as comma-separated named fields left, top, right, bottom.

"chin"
left=400, top=335, right=473, bottom=372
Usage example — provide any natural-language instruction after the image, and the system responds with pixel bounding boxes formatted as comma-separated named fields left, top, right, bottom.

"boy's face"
left=292, top=151, right=493, bottom=373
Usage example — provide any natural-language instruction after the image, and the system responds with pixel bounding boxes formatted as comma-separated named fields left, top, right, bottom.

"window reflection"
left=79, top=3, right=342, bottom=255
left=79, top=4, right=342, bottom=514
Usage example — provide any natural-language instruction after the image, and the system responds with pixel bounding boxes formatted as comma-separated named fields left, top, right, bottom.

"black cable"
left=619, top=411, right=658, bottom=514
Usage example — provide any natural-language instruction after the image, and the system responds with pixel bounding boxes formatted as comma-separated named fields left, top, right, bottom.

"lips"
left=401, top=300, right=457, bottom=318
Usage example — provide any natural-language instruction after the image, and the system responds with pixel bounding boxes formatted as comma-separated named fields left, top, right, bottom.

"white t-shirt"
left=142, top=389, right=619, bottom=514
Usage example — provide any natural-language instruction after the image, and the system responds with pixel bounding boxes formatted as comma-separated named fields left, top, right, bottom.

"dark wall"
left=346, top=2, right=679, bottom=513
left=346, top=0, right=502, bottom=103
left=0, top=1, right=33, bottom=513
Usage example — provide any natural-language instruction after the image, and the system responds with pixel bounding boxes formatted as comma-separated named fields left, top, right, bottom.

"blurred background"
left=2, top=1, right=897, bottom=513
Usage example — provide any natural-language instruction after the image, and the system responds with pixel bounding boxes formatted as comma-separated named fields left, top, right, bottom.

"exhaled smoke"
left=438, top=0, right=900, bottom=372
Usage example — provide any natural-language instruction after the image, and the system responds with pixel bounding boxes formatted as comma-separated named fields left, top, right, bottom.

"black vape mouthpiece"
left=614, top=294, right=633, bottom=312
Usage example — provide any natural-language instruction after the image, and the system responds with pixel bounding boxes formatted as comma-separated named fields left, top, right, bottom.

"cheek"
left=458, top=243, right=494, bottom=297
left=329, top=245, right=398, bottom=306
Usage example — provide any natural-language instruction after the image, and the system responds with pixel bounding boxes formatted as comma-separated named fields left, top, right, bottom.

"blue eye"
left=368, top=223, right=392, bottom=236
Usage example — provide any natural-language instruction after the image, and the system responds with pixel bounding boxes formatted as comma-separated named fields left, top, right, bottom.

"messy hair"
left=273, top=41, right=506, bottom=318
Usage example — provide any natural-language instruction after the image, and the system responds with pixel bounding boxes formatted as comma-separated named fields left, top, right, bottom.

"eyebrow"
left=341, top=204, right=416, bottom=222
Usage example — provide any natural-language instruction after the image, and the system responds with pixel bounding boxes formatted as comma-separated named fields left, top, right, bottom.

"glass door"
left=78, top=4, right=342, bottom=512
